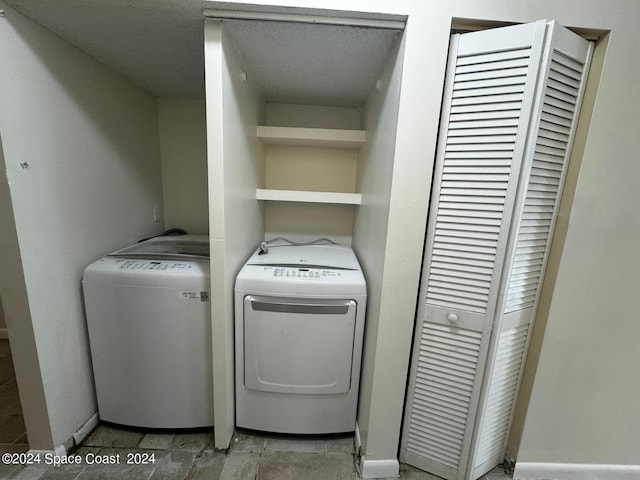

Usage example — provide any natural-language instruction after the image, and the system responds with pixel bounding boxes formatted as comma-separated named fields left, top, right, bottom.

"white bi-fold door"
left=401, top=20, right=592, bottom=480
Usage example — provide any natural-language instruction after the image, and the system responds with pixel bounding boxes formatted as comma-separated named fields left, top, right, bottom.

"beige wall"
left=0, top=294, right=5, bottom=331
left=158, top=98, right=209, bottom=235
left=263, top=103, right=361, bottom=245
left=214, top=0, right=640, bottom=475
left=512, top=20, right=640, bottom=474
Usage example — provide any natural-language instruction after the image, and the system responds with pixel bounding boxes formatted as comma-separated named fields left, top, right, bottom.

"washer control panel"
left=114, top=259, right=195, bottom=271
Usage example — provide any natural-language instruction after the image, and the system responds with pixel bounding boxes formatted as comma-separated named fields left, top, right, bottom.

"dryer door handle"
left=249, top=297, right=352, bottom=315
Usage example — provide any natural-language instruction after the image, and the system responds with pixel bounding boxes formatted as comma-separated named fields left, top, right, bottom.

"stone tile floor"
left=0, top=338, right=513, bottom=479
left=0, top=339, right=28, bottom=454
left=0, top=422, right=514, bottom=480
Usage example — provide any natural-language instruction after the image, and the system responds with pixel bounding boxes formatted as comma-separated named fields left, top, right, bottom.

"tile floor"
left=0, top=339, right=28, bottom=454
left=0, top=339, right=512, bottom=480
left=0, top=421, right=514, bottom=480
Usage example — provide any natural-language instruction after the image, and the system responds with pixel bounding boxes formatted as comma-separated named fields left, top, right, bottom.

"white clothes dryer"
left=82, top=235, right=213, bottom=428
left=234, top=242, right=366, bottom=434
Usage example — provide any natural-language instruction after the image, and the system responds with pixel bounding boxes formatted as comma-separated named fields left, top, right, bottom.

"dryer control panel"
left=272, top=267, right=342, bottom=279
left=236, top=244, right=366, bottom=296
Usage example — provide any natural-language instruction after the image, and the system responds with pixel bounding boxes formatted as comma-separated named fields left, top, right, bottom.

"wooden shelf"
left=257, top=126, right=365, bottom=148
left=256, top=126, right=364, bottom=206
left=256, top=189, right=362, bottom=205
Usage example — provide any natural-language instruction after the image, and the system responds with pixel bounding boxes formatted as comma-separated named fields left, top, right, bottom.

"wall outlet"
left=153, top=205, right=161, bottom=223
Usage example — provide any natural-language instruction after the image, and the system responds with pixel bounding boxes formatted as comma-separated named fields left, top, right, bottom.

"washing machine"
left=82, top=235, right=213, bottom=428
left=234, top=241, right=367, bottom=434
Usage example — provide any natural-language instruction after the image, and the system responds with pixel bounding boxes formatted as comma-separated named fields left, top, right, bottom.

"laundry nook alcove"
left=202, top=7, right=411, bottom=468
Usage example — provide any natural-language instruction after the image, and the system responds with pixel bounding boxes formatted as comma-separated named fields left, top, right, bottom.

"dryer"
left=234, top=242, right=366, bottom=434
left=82, top=235, right=213, bottom=428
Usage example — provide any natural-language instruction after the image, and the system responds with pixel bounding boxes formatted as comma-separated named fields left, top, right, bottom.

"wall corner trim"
left=514, top=462, right=640, bottom=480
left=360, top=457, right=400, bottom=479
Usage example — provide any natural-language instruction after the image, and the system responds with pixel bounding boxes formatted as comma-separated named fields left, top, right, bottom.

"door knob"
left=447, top=313, right=459, bottom=323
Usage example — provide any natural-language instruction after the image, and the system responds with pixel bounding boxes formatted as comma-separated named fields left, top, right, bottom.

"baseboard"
left=0, top=328, right=8, bottom=339
left=72, top=412, right=99, bottom=446
left=514, top=462, right=640, bottom=479
left=354, top=421, right=400, bottom=479
left=28, top=444, right=66, bottom=458
left=24, top=413, right=98, bottom=459
left=360, top=457, right=400, bottom=479
left=354, top=423, right=362, bottom=458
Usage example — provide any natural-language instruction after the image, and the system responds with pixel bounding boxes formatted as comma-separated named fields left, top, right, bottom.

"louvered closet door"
left=470, top=23, right=592, bottom=480
left=400, top=21, right=548, bottom=480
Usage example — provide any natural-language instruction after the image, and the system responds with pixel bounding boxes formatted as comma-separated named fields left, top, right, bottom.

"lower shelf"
left=256, top=189, right=362, bottom=205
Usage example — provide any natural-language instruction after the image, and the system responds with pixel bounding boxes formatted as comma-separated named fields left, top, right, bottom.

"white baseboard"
left=72, top=412, right=99, bottom=445
left=514, top=462, right=640, bottom=480
left=353, top=421, right=400, bottom=478
left=360, top=457, right=400, bottom=479
left=32, top=412, right=99, bottom=459
left=0, top=328, right=8, bottom=339
left=354, top=423, right=362, bottom=458
left=28, top=444, right=66, bottom=458
left=28, top=413, right=99, bottom=459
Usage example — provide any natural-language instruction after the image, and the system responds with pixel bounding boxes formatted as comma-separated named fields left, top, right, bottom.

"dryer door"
left=243, top=295, right=357, bottom=395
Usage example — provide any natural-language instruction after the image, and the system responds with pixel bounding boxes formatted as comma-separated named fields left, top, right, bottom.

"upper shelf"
left=256, top=126, right=366, bottom=149
left=256, top=189, right=362, bottom=205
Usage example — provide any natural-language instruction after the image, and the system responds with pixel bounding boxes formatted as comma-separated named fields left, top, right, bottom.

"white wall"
left=0, top=3, right=164, bottom=450
left=0, top=133, right=52, bottom=449
left=351, top=32, right=407, bottom=468
left=158, top=98, right=209, bottom=234
left=205, top=20, right=265, bottom=448
left=216, top=0, right=640, bottom=476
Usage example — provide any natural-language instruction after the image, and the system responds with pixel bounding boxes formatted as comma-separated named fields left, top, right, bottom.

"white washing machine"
left=234, top=242, right=367, bottom=434
left=82, top=235, right=213, bottom=428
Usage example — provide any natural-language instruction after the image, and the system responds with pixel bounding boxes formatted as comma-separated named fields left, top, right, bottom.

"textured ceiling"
left=4, top=0, right=402, bottom=105
left=5, top=0, right=206, bottom=97
left=223, top=19, right=401, bottom=106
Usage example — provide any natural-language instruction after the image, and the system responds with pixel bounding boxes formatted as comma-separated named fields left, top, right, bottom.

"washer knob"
left=447, top=313, right=459, bottom=323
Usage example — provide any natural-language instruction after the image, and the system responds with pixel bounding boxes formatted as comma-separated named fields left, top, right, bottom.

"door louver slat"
left=450, top=102, right=523, bottom=115
left=448, top=127, right=518, bottom=137
left=455, top=67, right=529, bottom=83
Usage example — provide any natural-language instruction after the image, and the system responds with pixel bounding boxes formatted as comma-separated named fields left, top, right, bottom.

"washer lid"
left=109, top=235, right=209, bottom=260
left=246, top=244, right=360, bottom=270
